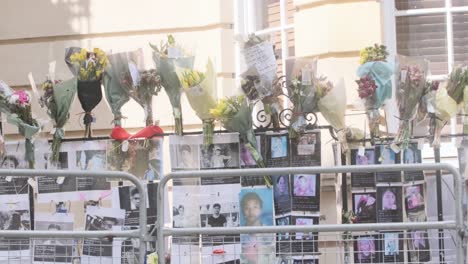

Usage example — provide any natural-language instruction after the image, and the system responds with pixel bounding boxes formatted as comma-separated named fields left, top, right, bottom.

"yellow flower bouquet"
left=176, top=59, right=217, bottom=145
left=65, top=47, right=109, bottom=137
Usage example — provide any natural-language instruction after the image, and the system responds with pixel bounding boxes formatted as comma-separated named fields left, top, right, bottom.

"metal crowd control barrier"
left=0, top=169, right=148, bottom=263
left=157, top=163, right=466, bottom=264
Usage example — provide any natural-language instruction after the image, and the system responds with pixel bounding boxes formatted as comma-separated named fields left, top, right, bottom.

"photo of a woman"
left=382, top=189, right=397, bottom=210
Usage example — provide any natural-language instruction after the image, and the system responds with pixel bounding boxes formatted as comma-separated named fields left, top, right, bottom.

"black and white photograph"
left=381, top=232, right=404, bottom=263
left=276, top=216, right=292, bottom=254
left=82, top=206, right=125, bottom=264
left=169, top=135, right=201, bottom=171
left=170, top=237, right=201, bottom=264
left=199, top=184, right=240, bottom=228
left=121, top=227, right=141, bottom=264
left=291, top=216, right=318, bottom=254
left=352, top=193, right=377, bottom=223
left=273, top=175, right=292, bottom=215
left=112, top=182, right=158, bottom=226
left=403, top=144, right=424, bottom=182
left=350, top=148, right=376, bottom=188
left=404, top=184, right=426, bottom=219
left=290, top=132, right=321, bottom=167
left=173, top=185, right=201, bottom=228
left=377, top=186, right=403, bottom=223
left=375, top=145, right=401, bottom=183
left=240, top=234, right=276, bottom=264
left=0, top=193, right=31, bottom=261
left=37, top=151, right=76, bottom=197
left=353, top=235, right=381, bottom=263
left=0, top=142, right=30, bottom=195
left=264, top=133, right=290, bottom=168
left=33, top=213, right=75, bottom=264
left=145, top=136, right=164, bottom=181
left=407, top=230, right=431, bottom=263
left=292, top=174, right=320, bottom=212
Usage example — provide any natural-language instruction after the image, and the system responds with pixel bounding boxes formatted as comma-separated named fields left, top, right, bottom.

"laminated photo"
left=199, top=133, right=240, bottom=185
left=112, top=182, right=158, bottom=227
left=273, top=175, right=292, bottom=215
left=239, top=188, right=274, bottom=227
left=350, top=148, right=376, bottom=188
left=33, top=213, right=76, bottom=264
left=1, top=142, right=30, bottom=195
left=169, top=135, right=201, bottom=185
left=292, top=174, right=320, bottom=212
left=403, top=144, right=424, bottom=182
left=290, top=132, right=321, bottom=167
left=381, top=232, right=404, bottom=263
left=404, top=184, right=426, bottom=219
left=407, top=230, right=431, bottom=263
left=291, top=216, right=319, bottom=254
left=352, top=193, right=377, bottom=223
left=240, top=234, right=275, bottom=264
left=377, top=186, right=403, bottom=223
left=0, top=193, right=31, bottom=262
left=82, top=206, right=125, bottom=264
left=375, top=145, right=401, bottom=183
left=199, top=184, right=241, bottom=231
left=173, top=185, right=201, bottom=228
left=264, top=132, right=290, bottom=168
left=276, top=216, right=292, bottom=254
left=241, top=135, right=266, bottom=187
left=353, top=235, right=381, bottom=263
left=107, top=137, right=163, bottom=181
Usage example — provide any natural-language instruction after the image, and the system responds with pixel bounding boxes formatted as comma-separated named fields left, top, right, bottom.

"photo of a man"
left=239, top=188, right=274, bottom=227
left=271, top=136, right=288, bottom=158
left=297, top=134, right=316, bottom=156
left=130, top=187, right=140, bottom=210
left=177, top=144, right=197, bottom=169
left=207, top=203, right=226, bottom=227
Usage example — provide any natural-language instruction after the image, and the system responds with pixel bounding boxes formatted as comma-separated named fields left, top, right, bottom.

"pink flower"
left=12, top=90, right=30, bottom=107
left=356, top=75, right=377, bottom=99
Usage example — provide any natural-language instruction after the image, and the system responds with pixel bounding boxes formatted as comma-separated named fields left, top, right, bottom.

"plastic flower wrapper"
left=65, top=47, right=109, bottom=137
left=431, top=86, right=458, bottom=146
left=416, top=80, right=440, bottom=124
left=356, top=44, right=393, bottom=140
left=150, top=35, right=194, bottom=135
left=394, top=56, right=428, bottom=148
left=210, top=95, right=272, bottom=187
left=285, top=58, right=318, bottom=138
left=317, top=78, right=349, bottom=152
left=37, top=77, right=77, bottom=164
left=0, top=81, right=40, bottom=168
left=446, top=65, right=468, bottom=134
left=176, top=59, right=217, bottom=145
left=106, top=49, right=162, bottom=127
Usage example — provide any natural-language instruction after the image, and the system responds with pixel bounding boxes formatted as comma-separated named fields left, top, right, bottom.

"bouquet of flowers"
left=394, top=56, right=428, bottom=148
left=176, top=59, right=217, bottom=145
left=240, top=34, right=281, bottom=128
left=65, top=47, right=108, bottom=137
left=103, top=55, right=130, bottom=127
left=38, top=78, right=77, bottom=164
left=430, top=65, right=468, bottom=145
left=356, top=44, right=393, bottom=140
left=150, top=35, right=194, bottom=135
left=210, top=95, right=272, bottom=186
left=106, top=50, right=162, bottom=127
left=0, top=81, right=40, bottom=168
left=416, top=80, right=440, bottom=124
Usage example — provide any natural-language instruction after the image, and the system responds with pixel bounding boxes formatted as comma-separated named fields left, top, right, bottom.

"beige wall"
left=1, top=0, right=236, bottom=136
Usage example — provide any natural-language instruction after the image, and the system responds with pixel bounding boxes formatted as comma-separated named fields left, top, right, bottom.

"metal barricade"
left=157, top=163, right=466, bottom=264
left=0, top=169, right=148, bottom=264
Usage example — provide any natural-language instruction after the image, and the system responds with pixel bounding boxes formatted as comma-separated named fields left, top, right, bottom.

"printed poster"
left=375, top=145, right=401, bottom=183
left=290, top=132, right=321, bottom=167
left=352, top=192, right=377, bottom=223
left=353, top=235, right=381, bottom=263
left=350, top=148, right=376, bottom=188
left=376, top=186, right=403, bottom=223
left=403, top=144, right=424, bottom=182
left=291, top=174, right=320, bottom=212
left=273, top=175, right=292, bottom=215
left=381, top=232, right=404, bottom=263
left=264, top=132, right=290, bottom=168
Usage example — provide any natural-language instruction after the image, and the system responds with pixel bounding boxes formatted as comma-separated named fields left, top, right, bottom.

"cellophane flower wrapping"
left=394, top=56, right=428, bottom=148
left=356, top=45, right=393, bottom=140
left=0, top=81, right=40, bottom=168
left=416, top=81, right=439, bottom=124
left=176, top=59, right=217, bottom=145
left=40, top=78, right=77, bottom=164
left=285, top=58, right=318, bottom=138
left=318, top=79, right=348, bottom=152
left=240, top=34, right=281, bottom=128
left=107, top=49, right=161, bottom=126
left=210, top=95, right=272, bottom=186
left=446, top=65, right=468, bottom=135
left=150, top=35, right=194, bottom=135
left=432, top=87, right=458, bottom=146
left=65, top=47, right=108, bottom=137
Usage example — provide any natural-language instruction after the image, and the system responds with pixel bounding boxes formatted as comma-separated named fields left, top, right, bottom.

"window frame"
left=382, top=0, right=468, bottom=144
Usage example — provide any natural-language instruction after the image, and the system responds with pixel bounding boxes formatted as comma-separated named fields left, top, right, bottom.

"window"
left=383, top=0, right=468, bottom=142
left=235, top=0, right=295, bottom=77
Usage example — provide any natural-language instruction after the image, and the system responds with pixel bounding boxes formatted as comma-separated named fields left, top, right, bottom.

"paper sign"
left=244, top=42, right=277, bottom=80
left=56, top=176, right=65, bottom=185
left=5, top=176, right=12, bottom=182
left=390, top=143, right=400, bottom=154
left=358, top=146, right=365, bottom=156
